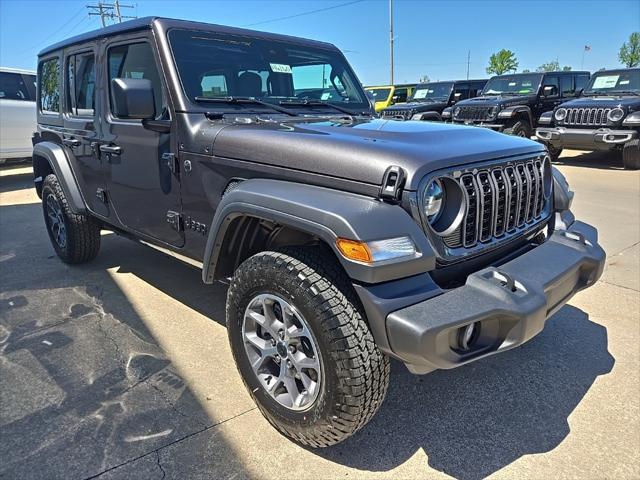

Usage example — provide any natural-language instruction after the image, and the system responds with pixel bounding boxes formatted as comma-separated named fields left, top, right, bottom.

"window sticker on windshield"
left=620, top=80, right=630, bottom=85
left=522, top=81, right=532, bottom=87
left=592, top=75, right=619, bottom=89
left=508, top=82, right=516, bottom=86
left=414, top=90, right=428, bottom=99
left=269, top=63, right=292, bottom=74
left=321, top=92, right=331, bottom=100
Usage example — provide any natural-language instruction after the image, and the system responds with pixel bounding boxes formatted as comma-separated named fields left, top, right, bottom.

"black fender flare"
left=202, top=179, right=435, bottom=284
left=499, top=105, right=533, bottom=126
left=33, top=142, right=87, bottom=214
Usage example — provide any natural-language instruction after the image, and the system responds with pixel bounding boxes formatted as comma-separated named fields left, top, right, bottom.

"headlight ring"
left=607, top=107, right=625, bottom=123
left=421, top=176, right=466, bottom=236
left=554, top=108, right=567, bottom=121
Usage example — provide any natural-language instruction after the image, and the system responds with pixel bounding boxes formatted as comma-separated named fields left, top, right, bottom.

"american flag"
left=584, top=45, right=592, bottom=51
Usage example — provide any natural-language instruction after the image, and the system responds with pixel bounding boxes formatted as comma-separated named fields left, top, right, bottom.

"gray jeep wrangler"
left=33, top=17, right=605, bottom=447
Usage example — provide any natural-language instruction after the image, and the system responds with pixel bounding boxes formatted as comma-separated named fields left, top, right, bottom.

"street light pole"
left=389, top=0, right=394, bottom=85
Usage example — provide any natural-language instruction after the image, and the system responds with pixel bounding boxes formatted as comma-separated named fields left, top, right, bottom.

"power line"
left=88, top=1, right=136, bottom=27
left=243, top=0, right=365, bottom=27
left=14, top=6, right=86, bottom=55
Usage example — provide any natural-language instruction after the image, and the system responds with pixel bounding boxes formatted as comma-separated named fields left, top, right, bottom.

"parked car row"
left=0, top=67, right=37, bottom=163
left=367, top=68, right=640, bottom=169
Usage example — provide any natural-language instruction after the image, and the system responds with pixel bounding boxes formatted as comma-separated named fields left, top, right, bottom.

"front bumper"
left=386, top=221, right=605, bottom=374
left=536, top=126, right=637, bottom=151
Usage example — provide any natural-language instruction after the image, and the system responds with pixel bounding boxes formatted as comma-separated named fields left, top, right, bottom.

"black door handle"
left=99, top=144, right=122, bottom=155
left=63, top=138, right=80, bottom=147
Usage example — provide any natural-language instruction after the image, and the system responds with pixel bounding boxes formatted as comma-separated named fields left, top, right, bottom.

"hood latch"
left=379, top=165, right=406, bottom=201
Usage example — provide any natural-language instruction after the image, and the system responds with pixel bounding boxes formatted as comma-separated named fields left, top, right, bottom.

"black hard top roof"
left=492, top=71, right=590, bottom=77
left=39, top=16, right=337, bottom=57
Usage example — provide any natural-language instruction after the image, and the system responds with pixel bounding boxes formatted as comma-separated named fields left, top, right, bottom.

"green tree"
left=486, top=49, right=519, bottom=75
left=562, top=65, right=572, bottom=71
left=522, top=69, right=531, bottom=73
left=420, top=74, right=430, bottom=83
left=537, top=60, right=560, bottom=72
left=619, top=32, right=640, bottom=67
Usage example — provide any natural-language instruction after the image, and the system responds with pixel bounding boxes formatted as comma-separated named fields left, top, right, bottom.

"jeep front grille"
left=559, top=107, right=611, bottom=126
left=381, top=109, right=413, bottom=120
left=441, top=156, right=549, bottom=250
left=454, top=106, right=492, bottom=122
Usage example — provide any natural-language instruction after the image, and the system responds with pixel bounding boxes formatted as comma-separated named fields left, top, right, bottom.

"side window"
left=0, top=72, right=33, bottom=101
left=453, top=83, right=470, bottom=100
left=470, top=82, right=486, bottom=98
left=108, top=42, right=165, bottom=119
left=560, top=75, right=574, bottom=96
left=575, top=75, right=590, bottom=92
left=39, top=57, right=61, bottom=114
left=67, top=52, right=96, bottom=116
left=200, top=73, right=228, bottom=97
left=394, top=88, right=408, bottom=102
left=22, top=74, right=36, bottom=100
left=542, top=75, right=559, bottom=97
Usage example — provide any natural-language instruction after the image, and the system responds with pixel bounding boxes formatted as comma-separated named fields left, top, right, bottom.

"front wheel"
left=226, top=247, right=390, bottom=447
left=504, top=119, right=532, bottom=138
left=623, top=139, right=640, bottom=170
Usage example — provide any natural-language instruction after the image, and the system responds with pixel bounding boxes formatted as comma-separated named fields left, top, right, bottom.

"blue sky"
left=1, top=0, right=638, bottom=85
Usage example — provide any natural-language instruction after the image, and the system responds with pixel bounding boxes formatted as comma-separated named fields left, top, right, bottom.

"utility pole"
left=466, top=50, right=470, bottom=80
left=389, top=0, right=394, bottom=85
left=87, top=1, right=136, bottom=27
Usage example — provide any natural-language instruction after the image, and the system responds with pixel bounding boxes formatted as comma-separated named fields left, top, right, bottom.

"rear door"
left=0, top=70, right=37, bottom=158
left=62, top=46, right=109, bottom=217
left=100, top=37, right=183, bottom=247
left=538, top=74, right=561, bottom=119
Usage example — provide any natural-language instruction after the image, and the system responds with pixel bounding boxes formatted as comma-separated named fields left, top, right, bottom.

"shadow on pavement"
left=317, top=305, right=614, bottom=479
left=553, top=150, right=623, bottom=170
left=0, top=200, right=242, bottom=479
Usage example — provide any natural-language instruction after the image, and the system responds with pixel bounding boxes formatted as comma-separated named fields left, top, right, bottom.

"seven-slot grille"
left=381, top=109, right=414, bottom=120
left=444, top=158, right=547, bottom=249
left=454, top=105, right=493, bottom=122
left=559, top=107, right=611, bottom=126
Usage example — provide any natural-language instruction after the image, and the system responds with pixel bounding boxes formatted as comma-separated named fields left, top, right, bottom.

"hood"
left=209, top=117, right=543, bottom=191
left=558, top=96, right=640, bottom=110
left=456, top=94, right=537, bottom=108
left=383, top=100, right=448, bottom=113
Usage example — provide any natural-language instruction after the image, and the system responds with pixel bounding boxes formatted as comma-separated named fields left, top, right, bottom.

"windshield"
left=365, top=87, right=391, bottom=103
left=169, top=29, right=367, bottom=111
left=410, top=82, right=453, bottom=102
left=584, top=70, right=640, bottom=95
left=482, top=74, right=543, bottom=95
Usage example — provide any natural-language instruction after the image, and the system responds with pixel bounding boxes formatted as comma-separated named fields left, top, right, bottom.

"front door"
left=100, top=39, right=183, bottom=247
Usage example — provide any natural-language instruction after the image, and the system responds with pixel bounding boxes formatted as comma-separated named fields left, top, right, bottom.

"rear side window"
left=108, top=42, right=165, bottom=119
left=560, top=75, right=575, bottom=96
left=0, top=72, right=35, bottom=101
left=576, top=75, right=590, bottom=92
left=453, top=83, right=470, bottom=100
left=39, top=57, right=61, bottom=114
left=67, top=52, right=96, bottom=116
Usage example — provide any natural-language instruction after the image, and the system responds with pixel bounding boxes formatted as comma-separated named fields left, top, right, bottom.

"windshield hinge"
left=379, top=165, right=406, bottom=201
left=166, top=210, right=183, bottom=231
left=162, top=152, right=179, bottom=174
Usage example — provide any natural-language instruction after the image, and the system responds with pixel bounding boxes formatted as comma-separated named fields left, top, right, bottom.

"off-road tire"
left=226, top=247, right=390, bottom=447
left=41, top=174, right=101, bottom=263
left=546, top=144, right=563, bottom=162
left=622, top=139, right=640, bottom=170
left=504, top=119, right=532, bottom=138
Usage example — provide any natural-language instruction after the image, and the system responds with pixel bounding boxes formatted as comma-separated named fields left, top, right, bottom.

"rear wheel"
left=226, top=247, right=390, bottom=447
left=622, top=139, right=640, bottom=170
left=41, top=174, right=101, bottom=263
left=504, top=119, right=532, bottom=138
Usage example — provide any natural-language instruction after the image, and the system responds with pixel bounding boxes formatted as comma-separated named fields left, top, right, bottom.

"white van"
left=0, top=67, right=37, bottom=163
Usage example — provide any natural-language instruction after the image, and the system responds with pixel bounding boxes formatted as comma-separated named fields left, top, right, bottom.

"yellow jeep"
left=365, top=84, right=415, bottom=112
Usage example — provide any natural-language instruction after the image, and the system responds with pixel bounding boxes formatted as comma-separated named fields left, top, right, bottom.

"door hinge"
left=96, top=188, right=108, bottom=203
left=166, top=210, right=183, bottom=231
left=162, top=152, right=179, bottom=174
left=379, top=165, right=405, bottom=201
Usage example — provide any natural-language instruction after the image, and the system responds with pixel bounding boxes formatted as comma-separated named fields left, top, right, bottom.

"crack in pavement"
left=597, top=279, right=640, bottom=293
left=84, top=406, right=258, bottom=480
left=156, top=450, right=166, bottom=480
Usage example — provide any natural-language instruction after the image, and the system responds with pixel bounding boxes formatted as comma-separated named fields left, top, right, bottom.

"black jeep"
left=380, top=79, right=487, bottom=121
left=32, top=17, right=605, bottom=448
left=537, top=68, right=640, bottom=169
left=450, top=71, right=591, bottom=138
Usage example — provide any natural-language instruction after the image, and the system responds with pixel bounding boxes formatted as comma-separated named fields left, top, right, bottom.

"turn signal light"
left=336, top=238, right=372, bottom=263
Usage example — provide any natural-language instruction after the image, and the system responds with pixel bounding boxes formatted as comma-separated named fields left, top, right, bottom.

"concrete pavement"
left=0, top=150, right=638, bottom=480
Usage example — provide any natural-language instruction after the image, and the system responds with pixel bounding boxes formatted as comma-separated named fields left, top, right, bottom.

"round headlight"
left=488, top=106, right=499, bottom=117
left=554, top=108, right=567, bottom=121
left=608, top=107, right=625, bottom=122
left=453, top=106, right=461, bottom=117
left=423, top=179, right=444, bottom=223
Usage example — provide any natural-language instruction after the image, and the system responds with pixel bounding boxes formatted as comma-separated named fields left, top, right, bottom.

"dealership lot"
left=0, top=151, right=638, bottom=479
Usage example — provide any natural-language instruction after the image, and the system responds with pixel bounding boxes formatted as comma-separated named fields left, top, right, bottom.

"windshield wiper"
left=278, top=98, right=369, bottom=116
left=194, top=96, right=299, bottom=116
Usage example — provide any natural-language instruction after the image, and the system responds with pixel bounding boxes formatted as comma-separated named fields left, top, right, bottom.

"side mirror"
left=111, top=78, right=156, bottom=119
left=542, top=85, right=558, bottom=97
left=391, top=95, right=399, bottom=103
